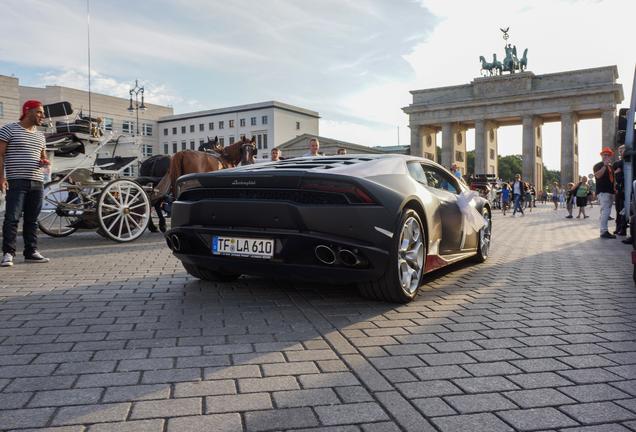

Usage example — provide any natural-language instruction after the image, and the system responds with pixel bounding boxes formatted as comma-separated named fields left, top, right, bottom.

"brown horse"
left=154, top=136, right=257, bottom=202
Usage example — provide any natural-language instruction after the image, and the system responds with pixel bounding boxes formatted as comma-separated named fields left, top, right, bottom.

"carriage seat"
left=135, top=176, right=164, bottom=187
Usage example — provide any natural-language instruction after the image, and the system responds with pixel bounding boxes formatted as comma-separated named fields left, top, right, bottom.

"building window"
left=181, top=126, right=186, bottom=134
left=229, top=136, right=235, bottom=144
left=189, top=124, right=194, bottom=133
left=209, top=122, right=214, bottom=130
left=455, top=151, right=464, bottom=162
left=199, top=139, right=204, bottom=147
left=181, top=141, right=186, bottom=150
left=240, top=134, right=245, bottom=140
left=199, top=123, right=204, bottom=131
left=489, top=149, right=495, bottom=160
left=142, top=123, right=152, bottom=136
left=219, top=137, right=225, bottom=146
left=163, top=143, right=169, bottom=154
left=536, top=146, right=542, bottom=158
left=172, top=142, right=177, bottom=153
left=103, top=118, right=113, bottom=131
left=263, top=134, right=268, bottom=149
left=240, top=118, right=245, bottom=127
left=262, top=115, right=268, bottom=125
left=172, top=127, right=177, bottom=135
left=229, top=120, right=235, bottom=128
left=163, top=128, right=168, bottom=136
left=122, top=121, right=133, bottom=134
left=142, top=144, right=153, bottom=157
left=296, top=121, right=300, bottom=130
left=219, top=121, right=224, bottom=129
left=190, top=140, right=195, bottom=150
left=257, top=134, right=262, bottom=149
left=250, top=117, right=256, bottom=126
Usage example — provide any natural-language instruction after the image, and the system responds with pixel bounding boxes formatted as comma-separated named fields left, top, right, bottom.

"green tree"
left=466, top=150, right=475, bottom=176
left=497, top=155, right=522, bottom=182
left=543, top=166, right=561, bottom=188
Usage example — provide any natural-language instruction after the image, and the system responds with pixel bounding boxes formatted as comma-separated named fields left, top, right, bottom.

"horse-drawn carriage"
left=37, top=102, right=153, bottom=242
left=36, top=101, right=258, bottom=242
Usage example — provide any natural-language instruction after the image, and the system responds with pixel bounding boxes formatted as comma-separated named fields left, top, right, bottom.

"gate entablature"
left=404, top=66, right=623, bottom=186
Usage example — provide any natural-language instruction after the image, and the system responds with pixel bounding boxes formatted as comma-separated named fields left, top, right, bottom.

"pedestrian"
left=450, top=163, right=462, bottom=180
left=524, top=182, right=533, bottom=212
left=551, top=182, right=560, bottom=210
left=270, top=147, right=283, bottom=161
left=303, top=138, right=322, bottom=157
left=336, top=148, right=347, bottom=155
left=565, top=182, right=575, bottom=218
left=587, top=175, right=596, bottom=208
left=0, top=100, right=51, bottom=267
left=512, top=174, right=526, bottom=216
left=500, top=183, right=511, bottom=215
left=575, top=176, right=590, bottom=219
left=594, top=147, right=616, bottom=239
left=613, top=145, right=626, bottom=235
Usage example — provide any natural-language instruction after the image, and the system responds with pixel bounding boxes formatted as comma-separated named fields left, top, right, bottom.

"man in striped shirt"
left=0, top=100, right=50, bottom=267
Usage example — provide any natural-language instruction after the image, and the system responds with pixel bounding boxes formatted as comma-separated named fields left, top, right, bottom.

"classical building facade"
left=404, top=66, right=624, bottom=189
left=158, top=102, right=319, bottom=161
left=277, top=133, right=386, bottom=158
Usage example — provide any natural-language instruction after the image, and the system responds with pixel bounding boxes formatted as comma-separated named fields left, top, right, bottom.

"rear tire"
left=358, top=209, right=425, bottom=303
left=183, top=263, right=241, bottom=282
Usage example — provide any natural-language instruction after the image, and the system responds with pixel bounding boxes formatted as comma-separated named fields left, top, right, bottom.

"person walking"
left=550, top=182, right=560, bottom=210
left=565, top=182, right=576, bottom=218
left=500, top=183, right=511, bottom=215
left=594, top=147, right=616, bottom=239
left=575, top=176, right=590, bottom=219
left=512, top=174, right=526, bottom=216
left=0, top=100, right=51, bottom=267
left=613, top=145, right=626, bottom=235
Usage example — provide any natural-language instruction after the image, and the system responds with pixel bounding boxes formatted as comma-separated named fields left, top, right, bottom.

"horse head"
left=222, top=136, right=257, bottom=166
left=199, top=136, right=221, bottom=153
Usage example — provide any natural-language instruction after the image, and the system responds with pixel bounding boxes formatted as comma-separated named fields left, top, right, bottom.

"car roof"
left=228, top=154, right=447, bottom=179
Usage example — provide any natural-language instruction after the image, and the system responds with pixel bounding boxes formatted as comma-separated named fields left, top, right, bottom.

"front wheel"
left=473, top=208, right=492, bottom=263
left=183, top=263, right=241, bottom=282
left=358, top=209, right=426, bottom=303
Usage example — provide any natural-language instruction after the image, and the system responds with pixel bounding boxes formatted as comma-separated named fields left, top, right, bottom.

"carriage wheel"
left=38, top=181, right=83, bottom=237
left=97, top=179, right=150, bottom=242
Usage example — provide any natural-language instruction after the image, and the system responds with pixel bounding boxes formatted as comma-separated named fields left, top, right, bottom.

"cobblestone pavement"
left=0, top=204, right=635, bottom=432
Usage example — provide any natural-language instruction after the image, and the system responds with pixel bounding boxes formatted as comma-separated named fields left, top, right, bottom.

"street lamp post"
left=127, top=79, right=146, bottom=137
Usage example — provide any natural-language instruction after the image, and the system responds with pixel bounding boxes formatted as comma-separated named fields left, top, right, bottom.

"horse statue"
left=519, top=48, right=528, bottom=71
left=153, top=135, right=257, bottom=205
left=503, top=44, right=520, bottom=73
left=479, top=53, right=502, bottom=76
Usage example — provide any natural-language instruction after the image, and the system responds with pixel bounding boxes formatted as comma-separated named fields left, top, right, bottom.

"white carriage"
left=37, top=102, right=152, bottom=242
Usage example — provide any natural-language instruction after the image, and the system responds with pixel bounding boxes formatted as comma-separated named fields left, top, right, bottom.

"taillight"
left=300, top=179, right=377, bottom=204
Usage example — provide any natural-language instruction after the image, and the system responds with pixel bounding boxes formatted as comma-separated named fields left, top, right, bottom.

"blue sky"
left=1, top=0, right=634, bottom=175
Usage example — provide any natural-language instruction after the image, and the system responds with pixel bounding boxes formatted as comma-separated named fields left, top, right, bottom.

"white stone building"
left=157, top=101, right=319, bottom=160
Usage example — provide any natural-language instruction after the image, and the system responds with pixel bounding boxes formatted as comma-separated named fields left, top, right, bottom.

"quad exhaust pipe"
left=314, top=245, right=336, bottom=265
left=314, top=245, right=364, bottom=267
left=167, top=234, right=181, bottom=252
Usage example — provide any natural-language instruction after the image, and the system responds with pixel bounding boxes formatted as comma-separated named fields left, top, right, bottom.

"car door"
left=420, top=164, right=465, bottom=254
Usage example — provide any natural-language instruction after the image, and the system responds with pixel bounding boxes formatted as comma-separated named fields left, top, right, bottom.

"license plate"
left=212, top=236, right=274, bottom=259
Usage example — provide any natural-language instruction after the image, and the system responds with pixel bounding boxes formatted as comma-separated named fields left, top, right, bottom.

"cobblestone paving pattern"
left=0, top=204, right=635, bottom=431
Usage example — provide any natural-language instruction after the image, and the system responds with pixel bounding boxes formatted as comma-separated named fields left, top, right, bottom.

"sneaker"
left=1, top=253, right=13, bottom=267
left=24, top=251, right=50, bottom=263
left=565, top=215, right=573, bottom=219
left=600, top=231, right=617, bottom=239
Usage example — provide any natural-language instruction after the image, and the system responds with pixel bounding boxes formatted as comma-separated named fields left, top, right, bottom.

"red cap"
left=20, top=100, right=43, bottom=120
left=600, top=146, right=614, bottom=156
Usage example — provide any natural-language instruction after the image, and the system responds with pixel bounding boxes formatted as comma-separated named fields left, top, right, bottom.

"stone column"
left=410, top=125, right=424, bottom=158
left=441, top=123, right=453, bottom=168
left=601, top=109, right=616, bottom=152
left=453, top=125, right=467, bottom=175
left=486, top=121, right=499, bottom=177
left=474, top=119, right=486, bottom=176
left=560, top=112, right=579, bottom=185
left=522, top=115, right=543, bottom=189
left=421, top=126, right=438, bottom=161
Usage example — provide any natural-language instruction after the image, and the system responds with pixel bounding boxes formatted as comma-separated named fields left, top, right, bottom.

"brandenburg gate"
left=404, top=66, right=624, bottom=190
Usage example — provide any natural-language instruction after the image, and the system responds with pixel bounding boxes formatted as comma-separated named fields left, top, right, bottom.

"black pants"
left=2, top=179, right=43, bottom=256
left=615, top=190, right=626, bottom=235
